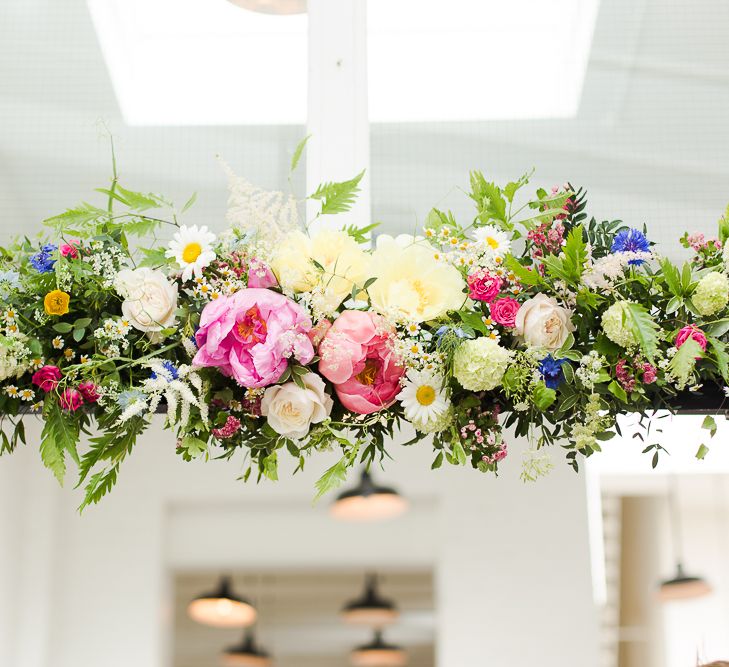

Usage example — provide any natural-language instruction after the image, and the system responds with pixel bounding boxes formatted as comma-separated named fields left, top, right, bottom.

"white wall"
left=0, top=417, right=599, bottom=667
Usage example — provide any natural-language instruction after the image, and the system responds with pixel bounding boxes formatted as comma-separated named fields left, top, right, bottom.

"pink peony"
left=59, top=239, right=81, bottom=259
left=675, top=325, right=707, bottom=355
left=31, top=365, right=62, bottom=392
left=490, top=297, right=520, bottom=328
left=247, top=258, right=278, bottom=289
left=77, top=381, right=100, bottom=403
left=318, top=311, right=404, bottom=414
left=59, top=388, right=84, bottom=412
left=193, top=288, right=314, bottom=388
left=466, top=269, right=502, bottom=303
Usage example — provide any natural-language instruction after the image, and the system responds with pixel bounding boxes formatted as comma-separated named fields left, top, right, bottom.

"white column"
left=306, top=0, right=370, bottom=232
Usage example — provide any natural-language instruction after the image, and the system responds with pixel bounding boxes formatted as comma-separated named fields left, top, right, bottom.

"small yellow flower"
left=30, top=401, right=44, bottom=412
left=19, top=389, right=35, bottom=401
left=31, top=357, right=44, bottom=369
left=4, top=308, right=16, bottom=321
left=5, top=324, right=18, bottom=334
left=52, top=336, right=64, bottom=349
left=63, top=349, right=75, bottom=360
left=44, top=289, right=70, bottom=316
left=4, top=386, right=18, bottom=397
left=80, top=355, right=90, bottom=364
left=425, top=229, right=435, bottom=238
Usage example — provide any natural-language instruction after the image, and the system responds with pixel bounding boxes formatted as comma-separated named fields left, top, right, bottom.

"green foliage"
left=310, top=169, right=365, bottom=215
left=669, top=338, right=703, bottom=383
left=290, top=134, right=311, bottom=173
left=624, top=302, right=659, bottom=360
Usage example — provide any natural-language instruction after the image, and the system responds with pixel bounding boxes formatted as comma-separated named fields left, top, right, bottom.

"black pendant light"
left=330, top=469, right=408, bottom=522
left=350, top=631, right=407, bottom=667
left=659, top=477, right=712, bottom=602
left=188, top=575, right=257, bottom=628
left=342, top=574, right=399, bottom=627
left=221, top=629, right=273, bottom=667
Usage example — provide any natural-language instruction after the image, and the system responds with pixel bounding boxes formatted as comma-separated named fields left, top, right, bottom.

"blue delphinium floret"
left=611, top=228, right=650, bottom=265
left=29, top=243, right=58, bottom=273
left=538, top=355, right=568, bottom=390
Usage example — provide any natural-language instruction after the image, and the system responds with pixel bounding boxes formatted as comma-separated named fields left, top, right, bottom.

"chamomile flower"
left=405, top=322, right=420, bottom=336
left=30, top=357, right=44, bottom=369
left=52, top=336, right=64, bottom=350
left=473, top=225, right=511, bottom=259
left=19, top=389, right=34, bottom=401
left=166, top=225, right=216, bottom=282
left=4, top=385, right=18, bottom=397
left=397, top=369, right=450, bottom=424
left=63, top=349, right=75, bottom=361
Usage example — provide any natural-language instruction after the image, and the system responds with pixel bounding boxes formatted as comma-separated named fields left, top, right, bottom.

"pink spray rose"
left=466, top=269, right=502, bottom=303
left=675, top=324, right=707, bottom=356
left=31, top=365, right=62, bottom=392
left=247, top=258, right=278, bottom=289
left=193, top=288, right=314, bottom=388
left=59, top=239, right=81, bottom=259
left=490, top=297, right=520, bottom=328
left=318, top=311, right=405, bottom=415
left=77, top=381, right=100, bottom=403
left=59, top=388, right=84, bottom=412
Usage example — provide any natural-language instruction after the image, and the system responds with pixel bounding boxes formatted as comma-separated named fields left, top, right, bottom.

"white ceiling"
left=1, top=0, right=729, bottom=257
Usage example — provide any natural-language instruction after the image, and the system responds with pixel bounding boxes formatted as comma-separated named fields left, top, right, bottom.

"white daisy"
left=472, top=225, right=511, bottom=259
left=397, top=369, right=450, bottom=424
left=166, top=225, right=217, bottom=282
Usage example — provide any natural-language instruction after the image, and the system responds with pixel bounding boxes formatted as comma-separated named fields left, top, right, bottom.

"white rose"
left=514, top=293, right=574, bottom=351
left=115, top=268, right=178, bottom=332
left=260, top=372, right=333, bottom=440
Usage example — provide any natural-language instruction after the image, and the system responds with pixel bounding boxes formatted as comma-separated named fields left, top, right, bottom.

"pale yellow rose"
left=270, top=229, right=370, bottom=311
left=368, top=235, right=466, bottom=323
left=514, top=293, right=574, bottom=351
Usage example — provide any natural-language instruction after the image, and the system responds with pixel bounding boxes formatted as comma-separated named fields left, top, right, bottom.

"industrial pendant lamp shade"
left=226, top=0, right=307, bottom=14
left=188, top=576, right=257, bottom=628
left=659, top=563, right=713, bottom=602
left=342, top=574, right=399, bottom=627
left=221, top=630, right=273, bottom=667
left=330, top=470, right=408, bottom=522
left=659, top=478, right=712, bottom=603
left=351, top=631, right=407, bottom=667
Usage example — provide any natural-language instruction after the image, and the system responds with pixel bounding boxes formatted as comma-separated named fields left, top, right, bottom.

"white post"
left=306, top=0, right=370, bottom=233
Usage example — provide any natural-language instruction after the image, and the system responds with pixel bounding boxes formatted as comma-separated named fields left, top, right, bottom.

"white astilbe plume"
left=220, top=159, right=300, bottom=257
left=582, top=251, right=653, bottom=290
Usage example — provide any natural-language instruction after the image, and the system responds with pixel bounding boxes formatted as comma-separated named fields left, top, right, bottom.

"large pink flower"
left=318, top=311, right=404, bottom=414
left=467, top=269, right=502, bottom=303
left=193, top=288, right=314, bottom=388
left=675, top=324, right=707, bottom=352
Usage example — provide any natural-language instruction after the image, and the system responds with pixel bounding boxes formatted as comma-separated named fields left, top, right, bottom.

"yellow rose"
left=44, top=289, right=70, bottom=316
left=270, top=229, right=370, bottom=311
left=368, top=235, right=466, bottom=322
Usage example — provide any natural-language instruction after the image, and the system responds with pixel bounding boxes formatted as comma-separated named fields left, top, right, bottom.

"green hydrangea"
left=413, top=406, right=454, bottom=435
left=601, top=301, right=637, bottom=348
left=693, top=271, right=729, bottom=316
left=453, top=338, right=512, bottom=391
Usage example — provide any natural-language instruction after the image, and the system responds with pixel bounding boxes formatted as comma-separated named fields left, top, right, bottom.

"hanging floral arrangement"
left=0, top=140, right=727, bottom=509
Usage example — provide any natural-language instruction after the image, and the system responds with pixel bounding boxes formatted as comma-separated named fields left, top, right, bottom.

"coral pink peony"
left=193, top=288, right=314, bottom=388
left=318, top=310, right=404, bottom=414
left=675, top=325, right=707, bottom=354
left=77, top=381, right=100, bottom=403
left=31, top=365, right=62, bottom=392
left=490, top=297, right=520, bottom=328
left=466, top=269, right=502, bottom=303
left=59, top=388, right=84, bottom=411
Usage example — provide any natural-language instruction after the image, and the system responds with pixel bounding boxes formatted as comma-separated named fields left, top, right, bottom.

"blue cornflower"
left=611, top=228, right=650, bottom=265
left=150, top=361, right=179, bottom=381
left=538, top=355, right=568, bottom=389
left=117, top=389, right=146, bottom=409
left=29, top=243, right=57, bottom=273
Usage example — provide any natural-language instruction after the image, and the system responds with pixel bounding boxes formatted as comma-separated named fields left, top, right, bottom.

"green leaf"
left=52, top=322, right=74, bottom=333
left=44, top=202, right=106, bottom=232
left=669, top=337, right=703, bottom=383
left=503, top=170, right=533, bottom=203
left=705, top=319, right=729, bottom=338
left=431, top=452, right=443, bottom=470
left=40, top=418, right=66, bottom=485
left=314, top=457, right=349, bottom=500
left=181, top=192, right=198, bottom=214
left=562, top=225, right=588, bottom=283
left=457, top=310, right=489, bottom=335
left=504, top=255, right=543, bottom=286
left=262, top=451, right=278, bottom=481
left=74, top=317, right=92, bottom=329
left=180, top=435, right=208, bottom=458
left=310, top=169, right=365, bottom=215
left=290, top=134, right=311, bottom=172
left=708, top=336, right=729, bottom=381
left=532, top=382, right=556, bottom=411
left=72, top=328, right=85, bottom=342
left=79, top=466, right=119, bottom=511
left=114, top=184, right=163, bottom=211
left=138, top=247, right=169, bottom=268
left=702, top=415, right=717, bottom=437
left=660, top=258, right=683, bottom=297
left=608, top=380, right=628, bottom=403
left=624, top=302, right=659, bottom=360
left=696, top=444, right=710, bottom=460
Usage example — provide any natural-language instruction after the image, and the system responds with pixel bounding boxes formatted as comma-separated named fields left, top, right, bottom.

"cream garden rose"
left=114, top=267, right=178, bottom=333
left=514, top=293, right=574, bottom=351
left=270, top=229, right=370, bottom=312
left=260, top=372, right=333, bottom=439
left=368, top=235, right=465, bottom=322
